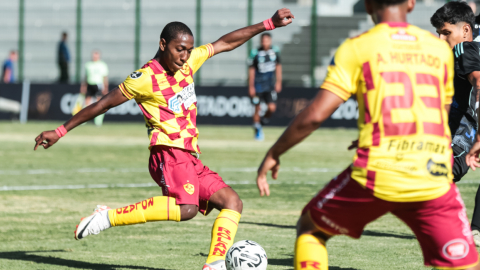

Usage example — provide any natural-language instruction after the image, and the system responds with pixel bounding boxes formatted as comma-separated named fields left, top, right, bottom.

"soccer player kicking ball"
left=431, top=2, right=480, bottom=247
left=256, top=0, right=480, bottom=269
left=33, top=9, right=294, bottom=270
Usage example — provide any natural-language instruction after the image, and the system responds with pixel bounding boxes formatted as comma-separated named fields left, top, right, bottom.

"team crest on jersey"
left=129, top=71, right=143, bottom=79
left=183, top=182, right=195, bottom=195
left=443, top=239, right=469, bottom=259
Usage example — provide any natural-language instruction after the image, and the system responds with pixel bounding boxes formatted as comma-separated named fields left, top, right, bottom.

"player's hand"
left=275, top=81, right=282, bottom=93
left=34, top=130, right=60, bottom=150
left=256, top=151, right=280, bottom=196
left=348, top=139, right=359, bottom=150
left=271, top=8, right=294, bottom=28
left=249, top=86, right=256, bottom=98
left=466, top=139, right=480, bottom=170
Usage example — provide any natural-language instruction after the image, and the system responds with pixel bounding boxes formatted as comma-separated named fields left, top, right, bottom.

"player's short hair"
left=261, top=33, right=271, bottom=39
left=371, top=0, right=407, bottom=7
left=430, top=1, right=475, bottom=30
left=160, top=22, right=194, bottom=44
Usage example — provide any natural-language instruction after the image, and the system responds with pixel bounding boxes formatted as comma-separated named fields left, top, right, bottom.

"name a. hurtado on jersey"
left=377, top=52, right=441, bottom=69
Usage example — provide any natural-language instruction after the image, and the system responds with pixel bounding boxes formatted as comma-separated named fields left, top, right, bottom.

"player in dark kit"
left=431, top=1, right=480, bottom=246
left=248, top=33, right=282, bottom=141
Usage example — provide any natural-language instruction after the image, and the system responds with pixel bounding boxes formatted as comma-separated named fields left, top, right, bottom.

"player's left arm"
left=210, top=8, right=294, bottom=56
left=256, top=90, right=344, bottom=196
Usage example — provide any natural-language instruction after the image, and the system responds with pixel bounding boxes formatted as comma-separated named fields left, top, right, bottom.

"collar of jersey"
left=382, top=22, right=409, bottom=28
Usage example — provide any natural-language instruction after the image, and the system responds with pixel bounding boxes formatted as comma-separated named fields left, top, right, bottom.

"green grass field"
left=1, top=121, right=480, bottom=270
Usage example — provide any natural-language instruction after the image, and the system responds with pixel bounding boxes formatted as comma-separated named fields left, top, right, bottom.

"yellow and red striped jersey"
left=119, top=43, right=215, bottom=153
left=321, top=22, right=455, bottom=202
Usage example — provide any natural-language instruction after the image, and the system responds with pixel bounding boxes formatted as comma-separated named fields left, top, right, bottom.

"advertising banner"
left=0, top=84, right=358, bottom=128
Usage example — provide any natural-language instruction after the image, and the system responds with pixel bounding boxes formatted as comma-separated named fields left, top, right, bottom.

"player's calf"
left=203, top=188, right=243, bottom=268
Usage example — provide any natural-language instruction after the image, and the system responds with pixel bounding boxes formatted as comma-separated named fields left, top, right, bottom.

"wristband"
left=476, top=101, right=479, bottom=110
left=263, top=18, right=275, bottom=31
left=55, top=125, right=67, bottom=138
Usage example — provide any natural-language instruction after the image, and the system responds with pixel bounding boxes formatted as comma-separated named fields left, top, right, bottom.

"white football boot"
left=472, top=230, right=480, bottom=247
left=202, top=260, right=226, bottom=270
left=74, top=205, right=111, bottom=240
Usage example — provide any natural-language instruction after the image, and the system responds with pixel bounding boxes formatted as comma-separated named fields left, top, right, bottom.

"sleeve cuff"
left=119, top=83, right=133, bottom=100
left=205, top=43, right=214, bottom=58
left=320, top=81, right=351, bottom=101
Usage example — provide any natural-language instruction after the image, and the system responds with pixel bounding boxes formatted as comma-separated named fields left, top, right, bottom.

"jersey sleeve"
left=455, top=42, right=480, bottom=76
left=320, top=39, right=361, bottom=101
left=444, top=48, right=455, bottom=105
left=187, top=43, right=215, bottom=75
left=118, top=70, right=151, bottom=101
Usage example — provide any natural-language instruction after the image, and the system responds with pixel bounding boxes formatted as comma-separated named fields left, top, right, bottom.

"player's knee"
left=224, top=194, right=243, bottom=214
left=268, top=103, right=276, bottom=112
left=179, top=204, right=198, bottom=221
left=296, top=214, right=330, bottom=242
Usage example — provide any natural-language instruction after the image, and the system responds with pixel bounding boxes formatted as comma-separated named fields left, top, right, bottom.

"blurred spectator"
left=469, top=1, right=477, bottom=14
left=2, top=50, right=17, bottom=84
left=248, top=33, right=282, bottom=141
left=58, top=32, right=70, bottom=83
left=75, top=50, right=109, bottom=126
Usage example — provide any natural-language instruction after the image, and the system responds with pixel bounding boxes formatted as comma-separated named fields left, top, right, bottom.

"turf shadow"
left=362, top=230, right=416, bottom=240
left=269, top=258, right=359, bottom=270
left=241, top=221, right=295, bottom=229
left=0, top=250, right=172, bottom=270
left=242, top=222, right=416, bottom=240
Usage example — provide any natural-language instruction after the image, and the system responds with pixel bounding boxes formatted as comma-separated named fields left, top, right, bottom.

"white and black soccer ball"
left=226, top=240, right=268, bottom=270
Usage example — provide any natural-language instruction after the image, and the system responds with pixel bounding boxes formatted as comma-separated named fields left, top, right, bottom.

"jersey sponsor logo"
left=168, top=83, right=196, bottom=113
left=443, top=239, right=469, bottom=260
left=183, top=182, right=195, bottom=195
left=129, top=71, right=143, bottom=79
left=391, top=29, right=417, bottom=41
left=426, top=159, right=448, bottom=177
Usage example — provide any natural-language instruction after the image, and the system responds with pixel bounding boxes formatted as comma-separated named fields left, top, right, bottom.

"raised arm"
left=211, top=8, right=294, bottom=55
left=256, top=90, right=344, bottom=196
left=34, top=87, right=129, bottom=150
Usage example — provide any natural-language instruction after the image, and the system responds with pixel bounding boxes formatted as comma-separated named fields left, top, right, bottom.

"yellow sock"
left=294, top=234, right=328, bottom=270
left=108, top=196, right=181, bottom=226
left=205, top=209, right=241, bottom=264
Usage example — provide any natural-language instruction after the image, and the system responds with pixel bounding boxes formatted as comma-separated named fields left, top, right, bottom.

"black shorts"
left=452, top=144, right=469, bottom=182
left=86, top=84, right=101, bottom=97
left=251, top=90, right=277, bottom=105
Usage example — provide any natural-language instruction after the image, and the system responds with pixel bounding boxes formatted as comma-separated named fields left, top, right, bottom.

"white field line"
left=0, top=180, right=322, bottom=191
left=1, top=179, right=478, bottom=192
left=0, top=167, right=339, bottom=176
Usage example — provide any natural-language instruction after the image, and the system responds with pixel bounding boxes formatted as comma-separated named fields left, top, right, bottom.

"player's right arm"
left=34, top=88, right=129, bottom=150
left=256, top=39, right=360, bottom=196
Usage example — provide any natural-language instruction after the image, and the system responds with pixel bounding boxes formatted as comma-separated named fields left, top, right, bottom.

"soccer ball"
left=225, top=240, right=268, bottom=270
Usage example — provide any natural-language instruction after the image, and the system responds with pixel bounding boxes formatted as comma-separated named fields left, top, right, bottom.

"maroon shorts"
left=148, top=145, right=229, bottom=215
left=303, top=166, right=478, bottom=269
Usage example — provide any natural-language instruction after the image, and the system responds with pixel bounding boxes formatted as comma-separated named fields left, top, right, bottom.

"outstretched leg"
left=74, top=196, right=197, bottom=240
